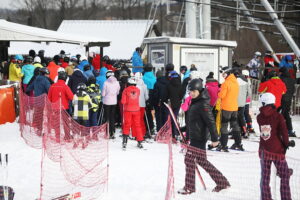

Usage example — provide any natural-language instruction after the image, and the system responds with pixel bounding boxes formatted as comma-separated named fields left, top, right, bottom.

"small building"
left=143, top=36, right=237, bottom=81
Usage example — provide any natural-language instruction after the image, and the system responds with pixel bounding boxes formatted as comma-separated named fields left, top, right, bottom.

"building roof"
left=0, top=19, right=110, bottom=46
left=58, top=20, right=157, bottom=59
left=143, top=36, right=237, bottom=48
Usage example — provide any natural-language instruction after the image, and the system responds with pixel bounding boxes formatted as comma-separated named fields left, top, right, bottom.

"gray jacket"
left=136, top=79, right=149, bottom=107
left=237, top=77, right=250, bottom=107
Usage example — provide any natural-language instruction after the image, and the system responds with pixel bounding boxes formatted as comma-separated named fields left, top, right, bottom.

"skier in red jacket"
left=257, top=93, right=293, bottom=200
left=121, top=77, right=143, bottom=149
left=258, top=71, right=287, bottom=108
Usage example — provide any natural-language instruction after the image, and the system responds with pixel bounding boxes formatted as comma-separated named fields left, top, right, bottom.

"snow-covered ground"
left=0, top=115, right=299, bottom=200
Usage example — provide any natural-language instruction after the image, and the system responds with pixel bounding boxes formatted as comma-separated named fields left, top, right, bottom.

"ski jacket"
left=73, top=91, right=92, bottom=121
left=188, top=89, right=219, bottom=150
left=61, top=61, right=69, bottom=69
left=218, top=74, right=239, bottom=111
left=65, top=65, right=75, bottom=76
left=68, top=69, right=87, bottom=94
left=47, top=61, right=60, bottom=82
left=102, top=76, right=120, bottom=105
left=247, top=57, right=261, bottom=78
left=87, top=84, right=101, bottom=112
left=77, top=60, right=94, bottom=72
left=143, top=71, right=156, bottom=90
left=136, top=79, right=149, bottom=107
left=166, top=77, right=183, bottom=109
left=280, top=71, right=296, bottom=103
left=9, top=63, right=23, bottom=82
left=257, top=105, right=289, bottom=157
left=21, top=64, right=35, bottom=84
left=121, top=86, right=140, bottom=112
left=205, top=79, right=219, bottom=106
left=33, top=63, right=43, bottom=68
left=279, top=55, right=293, bottom=69
left=236, top=77, right=249, bottom=107
left=26, top=75, right=50, bottom=97
left=152, top=77, right=169, bottom=106
left=258, top=77, right=287, bottom=108
left=132, top=51, right=143, bottom=73
left=96, top=67, right=108, bottom=92
left=83, top=69, right=94, bottom=80
left=48, top=80, right=74, bottom=110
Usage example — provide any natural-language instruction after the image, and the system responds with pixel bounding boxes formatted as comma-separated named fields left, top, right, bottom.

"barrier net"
left=19, top=90, right=109, bottom=200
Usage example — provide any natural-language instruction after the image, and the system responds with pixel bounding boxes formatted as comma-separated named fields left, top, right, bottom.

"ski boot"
left=216, top=145, right=229, bottom=152
left=208, top=143, right=221, bottom=150
left=230, top=143, right=245, bottom=151
left=122, top=135, right=128, bottom=150
left=288, top=130, right=297, bottom=137
left=137, top=141, right=143, bottom=149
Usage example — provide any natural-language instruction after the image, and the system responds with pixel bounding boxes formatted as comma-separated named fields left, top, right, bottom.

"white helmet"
left=135, top=72, right=143, bottom=80
left=34, top=56, right=41, bottom=63
left=57, top=67, right=65, bottom=73
left=190, top=71, right=201, bottom=80
left=81, top=55, right=88, bottom=61
left=255, top=51, right=262, bottom=57
left=242, top=70, right=249, bottom=76
left=128, top=77, right=137, bottom=85
left=259, top=93, right=275, bottom=106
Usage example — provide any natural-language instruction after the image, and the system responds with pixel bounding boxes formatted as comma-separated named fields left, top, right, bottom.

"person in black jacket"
left=279, top=67, right=296, bottom=137
left=178, top=79, right=230, bottom=195
left=68, top=68, right=87, bottom=94
left=166, top=70, right=183, bottom=139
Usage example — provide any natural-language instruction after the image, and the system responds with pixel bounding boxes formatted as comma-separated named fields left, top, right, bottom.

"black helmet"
left=188, top=79, right=203, bottom=92
left=220, top=66, right=232, bottom=74
left=77, top=83, right=87, bottom=91
left=119, top=70, right=129, bottom=78
left=24, top=56, right=33, bottom=64
left=58, top=71, right=67, bottom=81
left=64, top=57, right=70, bottom=63
left=267, top=70, right=277, bottom=79
left=144, top=63, right=153, bottom=72
left=83, top=64, right=91, bottom=71
left=29, top=49, right=36, bottom=58
left=106, top=70, right=114, bottom=79
left=40, top=67, right=50, bottom=75
left=180, top=65, right=187, bottom=72
left=53, top=55, right=60, bottom=62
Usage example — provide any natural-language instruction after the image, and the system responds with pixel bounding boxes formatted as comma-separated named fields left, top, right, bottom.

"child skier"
left=257, top=93, right=292, bottom=200
left=121, top=77, right=143, bottom=149
left=87, top=77, right=101, bottom=127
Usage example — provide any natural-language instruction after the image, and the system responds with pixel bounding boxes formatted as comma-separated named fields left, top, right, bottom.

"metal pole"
left=239, top=0, right=280, bottom=63
left=202, top=0, right=211, bottom=39
left=166, top=0, right=170, bottom=14
left=185, top=0, right=197, bottom=38
left=260, top=0, right=300, bottom=58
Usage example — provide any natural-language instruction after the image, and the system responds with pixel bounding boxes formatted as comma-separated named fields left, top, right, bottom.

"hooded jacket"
left=77, top=60, right=94, bottom=72
left=257, top=105, right=289, bottom=156
left=68, top=69, right=87, bottom=94
left=21, top=64, right=35, bottom=84
left=205, top=79, right=219, bottom=106
left=102, top=76, right=120, bottom=105
left=188, top=89, right=219, bottom=150
left=167, top=77, right=183, bottom=109
left=236, top=77, right=249, bottom=107
left=152, top=77, right=169, bottom=106
left=280, top=70, right=296, bottom=103
left=143, top=71, right=156, bottom=90
left=279, top=55, right=293, bottom=69
left=9, top=63, right=23, bottom=82
left=48, top=80, right=74, bottom=110
left=26, top=75, right=50, bottom=97
left=258, top=77, right=287, bottom=108
left=73, top=90, right=92, bottom=121
left=218, top=74, right=239, bottom=111
left=136, top=79, right=149, bottom=107
left=121, top=86, right=140, bottom=112
left=47, top=61, right=60, bottom=82
left=96, top=67, right=108, bottom=92
left=132, top=51, right=143, bottom=73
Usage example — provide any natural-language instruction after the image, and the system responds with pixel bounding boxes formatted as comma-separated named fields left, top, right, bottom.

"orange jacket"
left=218, top=74, right=239, bottom=111
left=47, top=61, right=60, bottom=81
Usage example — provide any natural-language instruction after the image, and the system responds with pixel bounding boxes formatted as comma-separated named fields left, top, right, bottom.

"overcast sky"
left=1, top=0, right=22, bottom=9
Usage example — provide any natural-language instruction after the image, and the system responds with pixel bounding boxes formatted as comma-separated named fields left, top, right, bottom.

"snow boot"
left=178, top=187, right=195, bottom=195
left=122, top=135, right=128, bottom=149
left=137, top=141, right=143, bottom=149
left=288, top=130, right=297, bottom=137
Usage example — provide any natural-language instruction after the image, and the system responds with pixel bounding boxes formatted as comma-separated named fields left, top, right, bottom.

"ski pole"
left=163, top=103, right=207, bottom=190
left=144, top=109, right=151, bottom=138
left=4, top=154, right=8, bottom=200
left=97, top=104, right=104, bottom=125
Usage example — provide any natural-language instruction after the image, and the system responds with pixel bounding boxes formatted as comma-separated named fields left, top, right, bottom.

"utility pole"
left=202, top=0, right=211, bottom=39
left=185, top=0, right=197, bottom=38
left=261, top=0, right=300, bottom=58
left=239, top=0, right=280, bottom=63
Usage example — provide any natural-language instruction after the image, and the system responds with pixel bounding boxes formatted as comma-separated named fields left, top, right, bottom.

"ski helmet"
left=106, top=70, right=114, bottom=79
left=255, top=51, right=262, bottom=57
left=259, top=93, right=275, bottom=106
left=188, top=79, right=203, bottom=92
left=40, top=67, right=50, bottom=75
left=180, top=65, right=187, bottom=73
left=128, top=77, right=137, bottom=85
left=144, top=63, right=153, bottom=72
left=77, top=83, right=87, bottom=91
left=15, top=54, right=24, bottom=61
left=24, top=56, right=33, bottom=64
left=34, top=56, right=41, bottom=63
left=119, top=70, right=129, bottom=78
left=242, top=70, right=249, bottom=77
left=165, top=63, right=174, bottom=72
left=58, top=71, right=67, bottom=81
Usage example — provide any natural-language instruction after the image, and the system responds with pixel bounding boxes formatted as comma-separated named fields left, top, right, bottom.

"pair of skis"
left=163, top=103, right=207, bottom=190
left=0, top=153, right=9, bottom=200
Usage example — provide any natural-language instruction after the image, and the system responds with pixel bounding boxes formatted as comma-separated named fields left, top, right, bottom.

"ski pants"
left=244, top=104, right=252, bottom=124
left=260, top=158, right=291, bottom=200
left=154, top=105, right=168, bottom=132
left=220, top=110, right=241, bottom=147
left=145, top=104, right=154, bottom=133
left=169, top=107, right=180, bottom=139
left=104, top=104, right=116, bottom=136
left=279, top=100, right=293, bottom=131
left=184, top=146, right=229, bottom=192
left=238, top=106, right=246, bottom=131
left=123, top=111, right=143, bottom=141
left=139, top=107, right=146, bottom=136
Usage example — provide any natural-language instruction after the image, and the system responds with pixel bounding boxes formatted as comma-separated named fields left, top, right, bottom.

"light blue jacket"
left=21, top=64, right=35, bottom=84
left=132, top=51, right=143, bottom=73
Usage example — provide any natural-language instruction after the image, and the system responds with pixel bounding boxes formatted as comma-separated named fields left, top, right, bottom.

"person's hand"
left=211, top=141, right=219, bottom=147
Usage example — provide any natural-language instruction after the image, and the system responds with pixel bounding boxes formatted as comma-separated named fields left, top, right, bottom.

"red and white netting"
left=19, top=90, right=109, bottom=200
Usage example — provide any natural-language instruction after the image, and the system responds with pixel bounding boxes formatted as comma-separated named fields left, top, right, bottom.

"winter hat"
left=24, top=56, right=33, bottom=64
left=128, top=77, right=137, bottom=85
left=206, top=72, right=214, bottom=79
left=15, top=54, right=24, bottom=61
left=180, top=66, right=187, bottom=73
left=242, top=70, right=249, bottom=76
left=165, top=63, right=174, bottom=72
left=190, top=71, right=201, bottom=80
left=135, top=72, right=143, bottom=80
left=106, top=70, right=114, bottom=79
left=34, top=56, right=41, bottom=63
left=259, top=93, right=275, bottom=106
left=188, top=79, right=203, bottom=92
left=220, top=66, right=231, bottom=74
left=144, top=63, right=153, bottom=72
left=81, top=55, right=88, bottom=61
